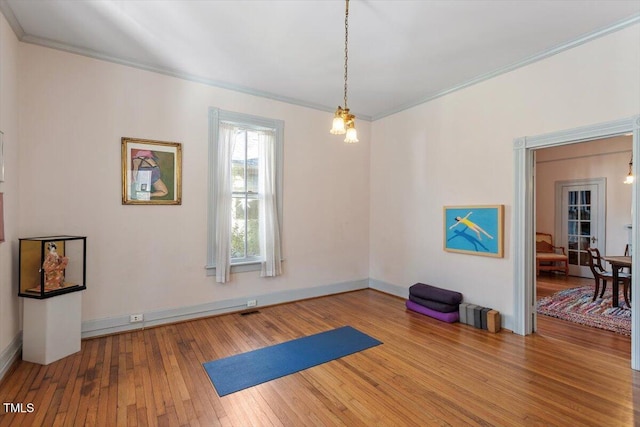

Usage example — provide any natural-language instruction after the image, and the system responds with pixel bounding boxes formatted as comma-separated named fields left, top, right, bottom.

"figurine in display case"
left=41, top=242, right=69, bottom=289
left=18, top=235, right=86, bottom=299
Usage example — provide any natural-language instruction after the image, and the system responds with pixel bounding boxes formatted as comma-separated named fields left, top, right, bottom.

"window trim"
left=206, top=108, right=284, bottom=275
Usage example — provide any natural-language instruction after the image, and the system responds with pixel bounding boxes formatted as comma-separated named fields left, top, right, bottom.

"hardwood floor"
left=1, top=287, right=638, bottom=426
left=535, top=272, right=631, bottom=358
left=536, top=271, right=590, bottom=299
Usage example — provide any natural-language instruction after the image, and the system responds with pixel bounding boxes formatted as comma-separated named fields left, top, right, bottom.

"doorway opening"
left=513, top=115, right=639, bottom=369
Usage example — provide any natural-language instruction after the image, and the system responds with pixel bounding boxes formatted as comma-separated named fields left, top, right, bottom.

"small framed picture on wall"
left=121, top=137, right=182, bottom=205
left=0, top=193, right=5, bottom=243
left=0, top=131, right=5, bottom=182
left=443, top=205, right=504, bottom=258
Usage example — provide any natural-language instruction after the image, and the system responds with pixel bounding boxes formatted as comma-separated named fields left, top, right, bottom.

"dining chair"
left=623, top=244, right=632, bottom=274
left=587, top=248, right=631, bottom=306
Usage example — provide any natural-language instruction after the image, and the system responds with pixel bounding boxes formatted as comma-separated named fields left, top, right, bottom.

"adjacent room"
left=0, top=1, right=639, bottom=425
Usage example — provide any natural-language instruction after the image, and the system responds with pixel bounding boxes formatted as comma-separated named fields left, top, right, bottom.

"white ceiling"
left=1, top=0, right=639, bottom=120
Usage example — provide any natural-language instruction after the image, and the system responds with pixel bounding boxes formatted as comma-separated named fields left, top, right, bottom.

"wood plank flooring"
left=1, top=285, right=638, bottom=426
left=536, top=272, right=631, bottom=358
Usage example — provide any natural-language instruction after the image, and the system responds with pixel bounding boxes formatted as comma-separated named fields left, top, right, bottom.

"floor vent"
left=240, top=310, right=260, bottom=316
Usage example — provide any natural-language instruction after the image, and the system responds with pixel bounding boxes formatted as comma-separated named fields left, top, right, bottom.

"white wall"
left=3, top=14, right=639, bottom=351
left=369, top=24, right=640, bottom=330
left=536, top=136, right=633, bottom=255
left=17, top=44, right=370, bottom=332
left=0, top=12, right=20, bottom=376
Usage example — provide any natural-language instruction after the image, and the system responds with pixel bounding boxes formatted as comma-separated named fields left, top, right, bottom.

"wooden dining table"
left=602, top=255, right=632, bottom=308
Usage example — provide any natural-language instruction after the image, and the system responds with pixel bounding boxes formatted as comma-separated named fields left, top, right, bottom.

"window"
left=207, top=108, right=283, bottom=282
left=231, top=130, right=261, bottom=261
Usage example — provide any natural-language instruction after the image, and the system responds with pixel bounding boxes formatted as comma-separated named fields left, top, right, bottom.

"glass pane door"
left=558, top=179, right=604, bottom=278
left=566, top=189, right=592, bottom=273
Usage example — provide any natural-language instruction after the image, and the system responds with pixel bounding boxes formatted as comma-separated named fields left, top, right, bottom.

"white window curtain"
left=259, top=130, right=282, bottom=277
left=215, top=123, right=234, bottom=283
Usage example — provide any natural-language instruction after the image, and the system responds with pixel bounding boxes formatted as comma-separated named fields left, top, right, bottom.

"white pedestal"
left=22, top=291, right=82, bottom=365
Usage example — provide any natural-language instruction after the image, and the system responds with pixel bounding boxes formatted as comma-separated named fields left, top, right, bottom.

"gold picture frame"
left=121, top=137, right=182, bottom=205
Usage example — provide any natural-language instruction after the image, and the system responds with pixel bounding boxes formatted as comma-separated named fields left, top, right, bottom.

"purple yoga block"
left=405, top=300, right=460, bottom=323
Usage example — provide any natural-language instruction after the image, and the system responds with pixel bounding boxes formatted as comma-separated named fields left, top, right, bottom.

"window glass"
left=207, top=108, right=283, bottom=274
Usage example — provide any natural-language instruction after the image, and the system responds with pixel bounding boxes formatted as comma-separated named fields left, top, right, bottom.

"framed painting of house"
left=121, top=137, right=182, bottom=205
left=443, top=205, right=504, bottom=257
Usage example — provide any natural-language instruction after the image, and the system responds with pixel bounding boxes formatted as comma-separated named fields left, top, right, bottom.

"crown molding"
left=1, top=1, right=637, bottom=123
left=0, top=0, right=24, bottom=39
left=372, top=14, right=640, bottom=121
left=21, top=33, right=367, bottom=119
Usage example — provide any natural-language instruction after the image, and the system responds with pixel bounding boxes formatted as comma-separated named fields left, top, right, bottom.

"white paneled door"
left=556, top=179, right=606, bottom=278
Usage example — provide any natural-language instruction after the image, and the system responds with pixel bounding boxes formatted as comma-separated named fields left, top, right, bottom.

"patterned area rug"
left=536, top=286, right=631, bottom=335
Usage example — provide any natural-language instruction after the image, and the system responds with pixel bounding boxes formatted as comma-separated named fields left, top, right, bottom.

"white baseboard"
left=0, top=332, right=22, bottom=382
left=81, top=278, right=369, bottom=338
left=1, top=278, right=512, bottom=370
left=368, top=278, right=408, bottom=298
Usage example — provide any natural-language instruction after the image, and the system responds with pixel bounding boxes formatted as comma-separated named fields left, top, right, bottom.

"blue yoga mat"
left=203, top=325, right=382, bottom=396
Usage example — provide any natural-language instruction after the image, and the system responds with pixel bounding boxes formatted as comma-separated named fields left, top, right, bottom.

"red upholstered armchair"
left=536, top=232, right=568, bottom=276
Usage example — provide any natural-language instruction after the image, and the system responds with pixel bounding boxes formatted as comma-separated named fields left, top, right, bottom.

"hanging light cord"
left=343, top=0, right=350, bottom=110
left=329, top=0, right=358, bottom=142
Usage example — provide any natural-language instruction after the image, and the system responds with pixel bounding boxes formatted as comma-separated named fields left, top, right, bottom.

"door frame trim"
left=513, top=115, right=640, bottom=370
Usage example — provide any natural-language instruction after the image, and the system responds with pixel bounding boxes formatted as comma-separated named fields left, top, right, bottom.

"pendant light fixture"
left=624, top=154, right=634, bottom=184
left=329, top=0, right=358, bottom=143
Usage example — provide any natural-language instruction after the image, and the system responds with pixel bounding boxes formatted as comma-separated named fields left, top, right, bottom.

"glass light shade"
left=344, top=126, right=359, bottom=143
left=624, top=174, right=634, bottom=184
left=330, top=116, right=346, bottom=135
